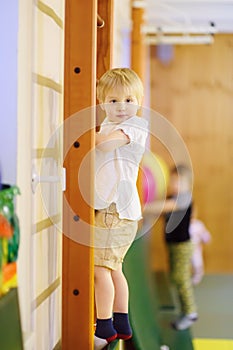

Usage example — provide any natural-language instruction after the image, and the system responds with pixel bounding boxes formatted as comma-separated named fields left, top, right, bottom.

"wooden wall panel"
left=150, top=35, right=233, bottom=273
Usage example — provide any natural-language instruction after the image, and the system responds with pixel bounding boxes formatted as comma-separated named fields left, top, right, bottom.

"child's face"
left=102, top=87, right=140, bottom=123
left=169, top=173, right=190, bottom=196
left=169, top=173, right=179, bottom=196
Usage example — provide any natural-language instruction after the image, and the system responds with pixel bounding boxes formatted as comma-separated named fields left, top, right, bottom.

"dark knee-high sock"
left=113, top=312, right=132, bottom=339
left=95, top=318, right=117, bottom=342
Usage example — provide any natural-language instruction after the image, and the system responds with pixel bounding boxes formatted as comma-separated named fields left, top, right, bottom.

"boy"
left=94, top=68, right=148, bottom=349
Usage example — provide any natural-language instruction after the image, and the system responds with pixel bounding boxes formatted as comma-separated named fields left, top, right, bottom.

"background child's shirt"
left=165, top=192, right=192, bottom=243
left=95, top=116, right=148, bottom=221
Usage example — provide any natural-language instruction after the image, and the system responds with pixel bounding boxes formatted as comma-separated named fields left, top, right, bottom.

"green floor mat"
left=154, top=271, right=176, bottom=310
left=0, top=288, right=23, bottom=350
left=124, top=232, right=194, bottom=350
left=124, top=234, right=162, bottom=350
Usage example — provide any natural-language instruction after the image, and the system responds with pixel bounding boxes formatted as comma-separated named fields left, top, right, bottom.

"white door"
left=17, top=1, right=65, bottom=349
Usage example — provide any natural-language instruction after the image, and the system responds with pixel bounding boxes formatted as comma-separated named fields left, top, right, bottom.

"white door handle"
left=31, top=166, right=66, bottom=193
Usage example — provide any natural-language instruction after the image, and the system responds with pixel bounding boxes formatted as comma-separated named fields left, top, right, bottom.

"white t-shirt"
left=95, top=116, right=148, bottom=220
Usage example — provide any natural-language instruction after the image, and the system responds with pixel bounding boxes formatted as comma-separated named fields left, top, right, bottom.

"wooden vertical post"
left=131, top=0, right=146, bottom=82
left=96, top=0, right=114, bottom=126
left=97, top=0, right=114, bottom=78
left=131, top=0, right=147, bottom=202
left=62, top=1, right=97, bottom=349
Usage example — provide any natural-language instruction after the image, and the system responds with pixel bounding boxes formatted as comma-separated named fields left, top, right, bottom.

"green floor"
left=124, top=235, right=194, bottom=350
left=155, top=272, right=233, bottom=348
left=103, top=226, right=233, bottom=350
left=191, top=274, right=233, bottom=340
left=123, top=230, right=233, bottom=349
left=0, top=288, right=23, bottom=350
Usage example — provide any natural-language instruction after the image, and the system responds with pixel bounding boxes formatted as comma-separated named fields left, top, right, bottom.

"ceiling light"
left=142, top=24, right=217, bottom=35
left=145, top=34, right=214, bottom=45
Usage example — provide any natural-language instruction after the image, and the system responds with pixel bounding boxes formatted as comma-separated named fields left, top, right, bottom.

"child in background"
left=189, top=211, right=211, bottom=285
left=94, top=68, right=148, bottom=349
left=146, top=164, right=198, bottom=330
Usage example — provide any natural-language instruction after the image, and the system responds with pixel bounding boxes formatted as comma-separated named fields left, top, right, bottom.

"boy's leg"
left=111, top=265, right=132, bottom=340
left=112, top=265, right=129, bottom=312
left=95, top=265, right=115, bottom=319
left=94, top=265, right=117, bottom=345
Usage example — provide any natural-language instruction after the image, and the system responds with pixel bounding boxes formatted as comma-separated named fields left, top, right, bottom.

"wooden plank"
left=131, top=0, right=146, bottom=203
left=62, top=1, right=97, bottom=349
left=97, top=0, right=114, bottom=78
left=96, top=0, right=114, bottom=128
left=131, top=0, right=146, bottom=81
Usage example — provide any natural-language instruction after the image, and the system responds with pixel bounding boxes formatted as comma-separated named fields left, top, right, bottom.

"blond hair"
left=97, top=68, right=144, bottom=104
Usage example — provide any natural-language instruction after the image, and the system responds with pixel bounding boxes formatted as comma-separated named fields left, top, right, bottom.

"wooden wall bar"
left=62, top=0, right=115, bottom=348
left=97, top=0, right=114, bottom=78
left=62, top=1, right=97, bottom=349
left=131, top=0, right=146, bottom=81
left=96, top=0, right=114, bottom=128
left=150, top=34, right=233, bottom=273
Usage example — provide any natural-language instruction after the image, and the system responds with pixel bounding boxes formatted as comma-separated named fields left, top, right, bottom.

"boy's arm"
left=96, top=130, right=130, bottom=152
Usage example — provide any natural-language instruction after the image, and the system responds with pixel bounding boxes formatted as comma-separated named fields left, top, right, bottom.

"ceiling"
left=143, top=0, right=233, bottom=34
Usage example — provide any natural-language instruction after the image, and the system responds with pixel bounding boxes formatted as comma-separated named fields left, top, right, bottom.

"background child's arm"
left=95, top=129, right=130, bottom=152
left=200, top=223, right=212, bottom=243
left=144, top=198, right=176, bottom=215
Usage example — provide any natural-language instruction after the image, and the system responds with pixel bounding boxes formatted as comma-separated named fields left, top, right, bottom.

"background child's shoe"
left=171, top=313, right=198, bottom=330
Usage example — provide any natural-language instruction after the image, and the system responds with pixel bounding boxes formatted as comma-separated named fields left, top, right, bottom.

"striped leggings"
left=167, top=241, right=197, bottom=315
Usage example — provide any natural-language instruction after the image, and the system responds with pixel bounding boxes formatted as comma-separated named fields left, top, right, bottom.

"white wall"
left=113, top=0, right=132, bottom=68
left=0, top=2, right=18, bottom=185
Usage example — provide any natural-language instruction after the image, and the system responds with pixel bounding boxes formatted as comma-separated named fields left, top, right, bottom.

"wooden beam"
left=96, top=0, right=114, bottom=127
left=62, top=1, right=97, bottom=349
left=131, top=0, right=147, bottom=204
left=97, top=0, right=114, bottom=79
left=131, top=0, right=146, bottom=81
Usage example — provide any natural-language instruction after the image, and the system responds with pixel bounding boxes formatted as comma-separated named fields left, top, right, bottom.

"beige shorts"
left=94, top=203, right=138, bottom=270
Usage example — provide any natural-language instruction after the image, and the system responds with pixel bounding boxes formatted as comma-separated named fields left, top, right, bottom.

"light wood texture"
left=150, top=34, right=233, bottom=273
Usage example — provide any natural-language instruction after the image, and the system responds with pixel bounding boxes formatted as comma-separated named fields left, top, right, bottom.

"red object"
left=0, top=214, right=13, bottom=238
left=3, top=262, right=17, bottom=283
